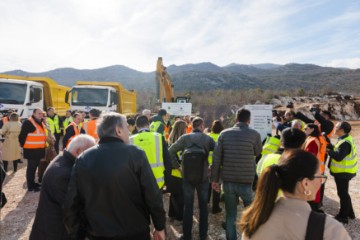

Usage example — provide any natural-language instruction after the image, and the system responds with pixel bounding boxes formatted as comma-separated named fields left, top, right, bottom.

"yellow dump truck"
left=0, top=74, right=70, bottom=119
left=66, top=81, right=136, bottom=115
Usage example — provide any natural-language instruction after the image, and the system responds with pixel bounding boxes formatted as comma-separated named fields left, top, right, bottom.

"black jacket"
left=168, top=129, right=215, bottom=174
left=18, top=117, right=45, bottom=160
left=30, top=151, right=76, bottom=240
left=295, top=111, right=334, bottom=135
left=63, top=137, right=166, bottom=239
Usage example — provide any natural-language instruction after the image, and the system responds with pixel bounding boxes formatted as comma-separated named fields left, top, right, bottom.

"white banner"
left=162, top=102, right=192, bottom=116
left=245, top=105, right=273, bottom=141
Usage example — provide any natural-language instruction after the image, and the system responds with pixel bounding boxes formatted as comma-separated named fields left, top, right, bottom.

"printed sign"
left=162, top=102, right=192, bottom=116
left=245, top=105, right=273, bottom=141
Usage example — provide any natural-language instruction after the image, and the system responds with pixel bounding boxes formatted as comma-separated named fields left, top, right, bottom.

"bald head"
left=67, top=135, right=96, bottom=157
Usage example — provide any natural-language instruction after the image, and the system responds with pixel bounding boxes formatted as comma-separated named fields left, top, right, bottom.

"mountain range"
left=2, top=63, right=360, bottom=93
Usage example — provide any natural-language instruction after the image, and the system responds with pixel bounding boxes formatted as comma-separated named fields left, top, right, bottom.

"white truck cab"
left=0, top=78, right=43, bottom=119
left=66, top=85, right=118, bottom=113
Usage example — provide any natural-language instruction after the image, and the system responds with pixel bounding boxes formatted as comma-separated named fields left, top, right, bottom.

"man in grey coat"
left=211, top=108, right=262, bottom=240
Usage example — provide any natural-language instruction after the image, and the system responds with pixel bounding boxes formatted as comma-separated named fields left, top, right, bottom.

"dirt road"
left=1, top=122, right=360, bottom=240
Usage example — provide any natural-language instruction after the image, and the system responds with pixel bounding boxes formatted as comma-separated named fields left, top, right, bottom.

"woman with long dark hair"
left=167, top=120, right=187, bottom=223
left=240, top=149, right=350, bottom=240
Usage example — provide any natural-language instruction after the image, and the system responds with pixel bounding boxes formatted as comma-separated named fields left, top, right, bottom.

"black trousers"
left=3, top=160, right=18, bottom=172
left=168, top=176, right=184, bottom=221
left=334, top=177, right=355, bottom=218
left=26, top=158, right=41, bottom=189
left=54, top=133, right=61, bottom=154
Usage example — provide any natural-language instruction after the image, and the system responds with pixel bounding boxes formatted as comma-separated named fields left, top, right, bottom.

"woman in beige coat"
left=0, top=113, right=22, bottom=172
left=240, top=149, right=351, bottom=240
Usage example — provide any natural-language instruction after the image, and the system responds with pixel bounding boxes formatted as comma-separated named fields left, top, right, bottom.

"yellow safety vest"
left=130, top=131, right=165, bottom=188
left=256, top=153, right=281, bottom=176
left=208, top=132, right=219, bottom=164
left=150, top=121, right=164, bottom=135
left=330, top=135, right=358, bottom=175
left=262, top=136, right=281, bottom=155
left=171, top=151, right=183, bottom=178
left=47, top=115, right=61, bottom=134
left=63, top=116, right=73, bottom=129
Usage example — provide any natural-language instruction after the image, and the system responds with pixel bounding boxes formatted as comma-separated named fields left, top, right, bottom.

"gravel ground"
left=1, top=122, right=360, bottom=240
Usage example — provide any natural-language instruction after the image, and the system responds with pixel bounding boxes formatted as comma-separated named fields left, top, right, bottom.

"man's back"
left=30, top=151, right=75, bottom=240
left=212, top=122, right=262, bottom=184
left=63, top=138, right=165, bottom=239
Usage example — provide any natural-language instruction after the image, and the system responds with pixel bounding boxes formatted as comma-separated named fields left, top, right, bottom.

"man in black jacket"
left=19, top=108, right=47, bottom=192
left=63, top=112, right=166, bottom=240
left=30, top=135, right=96, bottom=240
left=169, top=117, right=215, bottom=240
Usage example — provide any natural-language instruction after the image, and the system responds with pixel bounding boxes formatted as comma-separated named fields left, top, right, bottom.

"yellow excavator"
left=155, top=57, right=189, bottom=103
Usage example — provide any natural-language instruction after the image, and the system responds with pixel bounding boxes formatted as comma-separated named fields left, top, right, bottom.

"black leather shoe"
left=335, top=215, right=349, bottom=224
left=34, top=183, right=42, bottom=188
left=212, top=208, right=222, bottom=214
left=28, top=186, right=41, bottom=192
left=349, top=212, right=356, bottom=219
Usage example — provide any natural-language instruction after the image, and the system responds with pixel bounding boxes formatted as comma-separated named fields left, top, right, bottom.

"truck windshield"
left=0, top=82, right=27, bottom=104
left=71, top=88, right=108, bottom=106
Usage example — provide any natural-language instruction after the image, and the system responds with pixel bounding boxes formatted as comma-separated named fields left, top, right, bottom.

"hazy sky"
left=1, top=0, right=359, bottom=72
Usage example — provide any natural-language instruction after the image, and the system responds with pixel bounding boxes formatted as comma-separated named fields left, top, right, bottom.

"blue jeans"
left=183, top=179, right=209, bottom=240
left=223, top=182, right=253, bottom=240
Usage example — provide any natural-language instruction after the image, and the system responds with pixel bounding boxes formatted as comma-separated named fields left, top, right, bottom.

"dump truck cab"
left=0, top=74, right=70, bottom=120
left=67, top=85, right=118, bottom=113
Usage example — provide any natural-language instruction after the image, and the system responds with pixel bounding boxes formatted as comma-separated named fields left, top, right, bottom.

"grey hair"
left=142, top=109, right=151, bottom=115
left=67, top=135, right=96, bottom=152
left=97, top=112, right=126, bottom=138
left=291, top=120, right=302, bottom=130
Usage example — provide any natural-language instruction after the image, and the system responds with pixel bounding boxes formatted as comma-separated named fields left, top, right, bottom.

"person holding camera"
left=327, top=121, right=357, bottom=224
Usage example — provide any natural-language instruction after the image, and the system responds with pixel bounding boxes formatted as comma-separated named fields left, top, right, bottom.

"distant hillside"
left=2, top=63, right=360, bottom=93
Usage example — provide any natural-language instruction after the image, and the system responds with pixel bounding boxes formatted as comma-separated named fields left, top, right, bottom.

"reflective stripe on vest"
left=84, top=119, right=98, bottom=141
left=208, top=132, right=220, bottom=165
left=330, top=135, right=358, bottom=174
left=66, top=122, right=80, bottom=148
left=24, top=117, right=46, bottom=149
left=256, top=153, right=281, bottom=176
left=47, top=115, right=60, bottom=134
left=130, top=132, right=165, bottom=188
left=63, top=117, right=73, bottom=129
left=261, top=136, right=281, bottom=155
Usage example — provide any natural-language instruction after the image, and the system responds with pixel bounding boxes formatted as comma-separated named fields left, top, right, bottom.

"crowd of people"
left=0, top=105, right=357, bottom=239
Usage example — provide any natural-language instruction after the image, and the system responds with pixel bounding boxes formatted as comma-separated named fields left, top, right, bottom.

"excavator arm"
left=156, top=57, right=174, bottom=103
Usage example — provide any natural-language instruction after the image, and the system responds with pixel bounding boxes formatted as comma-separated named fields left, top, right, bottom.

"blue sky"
left=0, top=0, right=359, bottom=72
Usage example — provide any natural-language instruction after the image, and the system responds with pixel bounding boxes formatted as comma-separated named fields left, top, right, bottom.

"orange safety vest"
left=66, top=122, right=80, bottom=148
left=84, top=119, right=98, bottom=141
left=186, top=124, right=192, bottom=134
left=2, top=116, right=9, bottom=124
left=164, top=124, right=170, bottom=141
left=303, top=136, right=325, bottom=173
left=24, top=117, right=46, bottom=149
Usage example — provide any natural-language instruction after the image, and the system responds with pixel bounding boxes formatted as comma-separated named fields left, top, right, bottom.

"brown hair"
left=239, top=149, right=319, bottom=238
left=210, top=120, right=224, bottom=134
left=168, top=120, right=187, bottom=145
